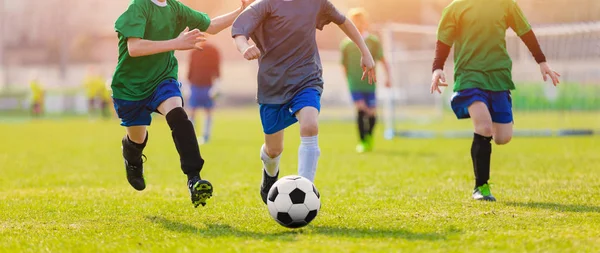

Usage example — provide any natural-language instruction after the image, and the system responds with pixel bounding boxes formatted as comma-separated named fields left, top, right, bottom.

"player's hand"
left=539, top=62, right=560, bottom=86
left=241, top=0, right=255, bottom=9
left=175, top=27, right=205, bottom=51
left=243, top=45, right=261, bottom=60
left=361, top=55, right=376, bottom=85
left=430, top=69, right=448, bottom=94
left=385, top=79, right=392, bottom=88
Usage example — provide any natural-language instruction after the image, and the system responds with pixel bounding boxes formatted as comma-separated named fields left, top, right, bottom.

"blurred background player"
left=29, top=72, right=45, bottom=117
left=186, top=39, right=221, bottom=144
left=340, top=8, right=392, bottom=153
left=430, top=0, right=561, bottom=201
left=232, top=0, right=377, bottom=205
left=83, top=66, right=110, bottom=119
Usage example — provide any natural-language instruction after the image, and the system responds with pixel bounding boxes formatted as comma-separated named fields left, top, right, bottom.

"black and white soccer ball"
left=267, top=175, right=321, bottom=228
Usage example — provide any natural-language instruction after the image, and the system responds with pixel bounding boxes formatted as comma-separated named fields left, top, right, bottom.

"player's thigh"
left=157, top=96, right=183, bottom=115
left=264, top=130, right=285, bottom=157
left=296, top=107, right=319, bottom=136
left=493, top=123, right=513, bottom=145
left=468, top=101, right=494, bottom=136
left=126, top=126, right=148, bottom=143
left=354, top=100, right=368, bottom=112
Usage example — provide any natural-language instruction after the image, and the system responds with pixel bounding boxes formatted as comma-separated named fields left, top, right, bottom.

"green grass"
left=1, top=109, right=599, bottom=252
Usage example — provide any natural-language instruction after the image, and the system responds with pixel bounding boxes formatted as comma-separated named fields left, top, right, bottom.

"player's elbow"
left=205, top=23, right=220, bottom=35
left=127, top=40, right=143, bottom=57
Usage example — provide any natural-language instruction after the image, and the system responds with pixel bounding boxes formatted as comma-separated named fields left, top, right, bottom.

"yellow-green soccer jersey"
left=30, top=80, right=44, bottom=103
left=437, top=0, right=531, bottom=92
left=112, top=0, right=211, bottom=101
left=341, top=34, right=383, bottom=92
left=84, top=75, right=105, bottom=98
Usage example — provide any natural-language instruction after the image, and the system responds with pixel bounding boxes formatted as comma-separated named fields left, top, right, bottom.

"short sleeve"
left=115, top=3, right=147, bottom=38
left=317, top=0, right=346, bottom=30
left=507, top=0, right=531, bottom=36
left=176, top=1, right=211, bottom=32
left=232, top=0, right=270, bottom=39
left=436, top=5, right=457, bottom=46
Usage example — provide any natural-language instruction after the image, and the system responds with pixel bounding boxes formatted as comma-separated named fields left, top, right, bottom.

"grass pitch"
left=0, top=109, right=599, bottom=252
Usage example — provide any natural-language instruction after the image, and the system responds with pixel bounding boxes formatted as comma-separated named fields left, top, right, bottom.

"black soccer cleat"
left=260, top=170, right=279, bottom=205
left=188, top=177, right=213, bottom=208
left=122, top=138, right=146, bottom=191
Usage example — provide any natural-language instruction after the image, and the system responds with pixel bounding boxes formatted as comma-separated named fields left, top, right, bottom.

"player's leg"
left=123, top=126, right=148, bottom=191
left=113, top=97, right=152, bottom=191
left=202, top=107, right=213, bottom=144
left=260, top=130, right=284, bottom=204
left=364, top=92, right=378, bottom=151
left=200, top=88, right=215, bottom=144
left=292, top=88, right=322, bottom=182
left=153, top=80, right=211, bottom=208
left=351, top=92, right=369, bottom=152
left=468, top=101, right=496, bottom=201
left=296, top=106, right=320, bottom=182
left=491, top=91, right=514, bottom=145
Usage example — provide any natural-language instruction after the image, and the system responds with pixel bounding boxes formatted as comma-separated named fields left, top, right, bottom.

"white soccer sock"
left=298, top=135, right=320, bottom=182
left=203, top=115, right=212, bottom=141
left=261, top=144, right=281, bottom=177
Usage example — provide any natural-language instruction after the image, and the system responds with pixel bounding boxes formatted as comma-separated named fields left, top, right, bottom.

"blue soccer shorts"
left=113, top=79, right=183, bottom=127
left=450, top=88, right=513, bottom=124
left=350, top=91, right=377, bottom=108
left=259, top=88, right=322, bottom=135
left=188, top=85, right=214, bottom=109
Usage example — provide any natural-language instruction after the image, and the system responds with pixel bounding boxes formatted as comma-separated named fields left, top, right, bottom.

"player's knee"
left=475, top=124, right=493, bottom=137
left=265, top=145, right=284, bottom=157
left=300, top=122, right=319, bottom=136
left=494, top=135, right=512, bottom=145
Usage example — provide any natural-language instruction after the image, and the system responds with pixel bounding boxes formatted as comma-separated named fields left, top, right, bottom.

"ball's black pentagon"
left=305, top=209, right=318, bottom=224
left=276, top=212, right=293, bottom=225
left=268, top=186, right=279, bottom=202
left=287, top=221, right=308, bottom=229
left=312, top=185, right=320, bottom=198
left=289, top=188, right=306, bottom=204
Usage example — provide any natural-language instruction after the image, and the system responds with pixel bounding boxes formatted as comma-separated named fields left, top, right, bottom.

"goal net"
left=380, top=21, right=600, bottom=139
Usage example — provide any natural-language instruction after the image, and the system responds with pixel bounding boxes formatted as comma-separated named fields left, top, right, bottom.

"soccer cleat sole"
left=191, top=181, right=213, bottom=208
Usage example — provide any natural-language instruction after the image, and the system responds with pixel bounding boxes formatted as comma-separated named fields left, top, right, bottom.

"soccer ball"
left=267, top=175, right=321, bottom=228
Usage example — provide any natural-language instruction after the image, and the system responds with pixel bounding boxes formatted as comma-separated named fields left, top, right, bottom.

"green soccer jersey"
left=437, top=0, right=531, bottom=92
left=341, top=34, right=384, bottom=93
left=112, top=0, right=211, bottom=101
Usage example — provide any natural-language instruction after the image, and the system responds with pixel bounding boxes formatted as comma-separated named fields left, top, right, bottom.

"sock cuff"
left=300, top=135, right=319, bottom=146
left=127, top=132, right=148, bottom=149
left=261, top=144, right=282, bottom=161
left=474, top=133, right=493, bottom=142
left=165, top=107, right=188, bottom=127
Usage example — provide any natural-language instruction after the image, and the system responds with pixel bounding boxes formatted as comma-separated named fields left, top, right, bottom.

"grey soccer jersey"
left=232, top=0, right=346, bottom=104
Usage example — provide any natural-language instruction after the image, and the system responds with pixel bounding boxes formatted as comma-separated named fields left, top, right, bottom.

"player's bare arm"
left=338, top=19, right=376, bottom=84
left=380, top=57, right=392, bottom=88
left=205, top=0, right=255, bottom=35
left=127, top=27, right=204, bottom=57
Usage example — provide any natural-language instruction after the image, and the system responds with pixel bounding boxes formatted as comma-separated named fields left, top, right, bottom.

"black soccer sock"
left=166, top=107, right=204, bottom=180
left=123, top=132, right=148, bottom=163
left=367, top=115, right=377, bottom=136
left=471, top=133, right=492, bottom=187
left=357, top=110, right=367, bottom=141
